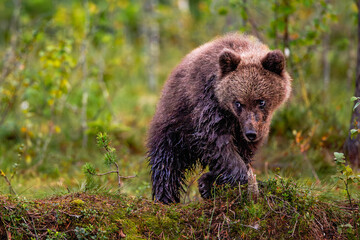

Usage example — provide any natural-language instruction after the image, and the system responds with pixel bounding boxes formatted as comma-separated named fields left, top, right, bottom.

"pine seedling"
left=83, top=132, right=135, bottom=191
left=333, top=152, right=360, bottom=208
left=333, top=152, right=360, bottom=237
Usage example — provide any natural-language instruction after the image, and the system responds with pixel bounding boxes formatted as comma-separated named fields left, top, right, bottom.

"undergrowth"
left=0, top=177, right=358, bottom=239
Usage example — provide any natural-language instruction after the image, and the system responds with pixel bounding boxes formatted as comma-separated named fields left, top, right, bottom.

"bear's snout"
left=242, top=113, right=260, bottom=142
left=245, top=130, right=257, bottom=142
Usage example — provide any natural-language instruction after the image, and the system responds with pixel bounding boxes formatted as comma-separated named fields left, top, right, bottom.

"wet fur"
left=147, top=33, right=291, bottom=204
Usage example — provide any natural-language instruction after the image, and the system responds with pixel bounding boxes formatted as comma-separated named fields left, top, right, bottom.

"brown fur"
left=148, top=33, right=292, bottom=204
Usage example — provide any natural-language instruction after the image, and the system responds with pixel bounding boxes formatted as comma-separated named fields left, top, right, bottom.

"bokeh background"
left=0, top=0, right=358, bottom=201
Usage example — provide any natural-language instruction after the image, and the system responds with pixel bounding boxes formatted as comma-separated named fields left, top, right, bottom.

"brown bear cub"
left=148, top=33, right=291, bottom=204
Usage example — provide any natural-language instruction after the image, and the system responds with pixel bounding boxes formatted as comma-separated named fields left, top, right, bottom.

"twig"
left=114, top=162, right=122, bottom=189
left=29, top=216, right=39, bottom=240
left=291, top=218, right=298, bottom=237
left=238, top=223, right=259, bottom=230
left=58, top=210, right=82, bottom=219
left=86, top=169, right=136, bottom=179
left=0, top=170, right=17, bottom=195
left=314, top=216, right=324, bottom=232
left=90, top=170, right=118, bottom=176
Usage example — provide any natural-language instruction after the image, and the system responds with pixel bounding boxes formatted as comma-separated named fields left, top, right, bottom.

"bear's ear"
left=219, top=49, right=241, bottom=76
left=261, top=50, right=285, bottom=75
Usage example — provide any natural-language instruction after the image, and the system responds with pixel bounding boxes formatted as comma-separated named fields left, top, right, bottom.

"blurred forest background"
left=0, top=0, right=358, bottom=201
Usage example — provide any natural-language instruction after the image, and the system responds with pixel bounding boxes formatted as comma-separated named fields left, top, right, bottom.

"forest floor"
left=0, top=177, right=359, bottom=240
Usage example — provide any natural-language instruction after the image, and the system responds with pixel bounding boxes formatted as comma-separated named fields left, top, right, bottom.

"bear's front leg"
left=198, top=172, right=216, bottom=199
left=198, top=141, right=248, bottom=199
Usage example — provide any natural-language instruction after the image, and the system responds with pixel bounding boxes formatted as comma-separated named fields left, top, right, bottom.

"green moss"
left=244, top=202, right=265, bottom=219
left=142, top=213, right=180, bottom=238
left=70, top=198, right=85, bottom=207
left=0, top=180, right=359, bottom=240
left=117, top=218, right=144, bottom=240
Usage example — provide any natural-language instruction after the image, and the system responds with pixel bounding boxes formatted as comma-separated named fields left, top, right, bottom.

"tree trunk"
left=322, top=32, right=330, bottom=90
left=283, top=0, right=289, bottom=52
left=344, top=0, right=360, bottom=168
left=143, top=0, right=159, bottom=92
left=80, top=0, right=90, bottom=149
left=273, top=0, right=279, bottom=48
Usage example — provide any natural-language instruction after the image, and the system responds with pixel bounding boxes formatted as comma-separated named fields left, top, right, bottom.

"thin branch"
left=87, top=169, right=136, bottom=179
left=238, top=223, right=259, bottom=230
left=90, top=170, right=118, bottom=176
left=291, top=219, right=298, bottom=237
left=0, top=170, right=17, bottom=195
left=114, top=162, right=122, bottom=189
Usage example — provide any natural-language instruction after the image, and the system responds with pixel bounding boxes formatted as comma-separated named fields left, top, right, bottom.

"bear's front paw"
left=239, top=169, right=249, bottom=185
left=198, top=172, right=215, bottom=199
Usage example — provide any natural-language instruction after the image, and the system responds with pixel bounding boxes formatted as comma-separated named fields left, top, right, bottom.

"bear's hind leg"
left=150, top=158, right=184, bottom=204
left=149, top=140, right=195, bottom=204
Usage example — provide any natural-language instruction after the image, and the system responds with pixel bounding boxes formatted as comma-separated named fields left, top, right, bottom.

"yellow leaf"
left=48, top=98, right=54, bottom=106
left=55, top=125, right=61, bottom=134
left=345, top=166, right=353, bottom=176
left=89, top=2, right=98, bottom=14
left=0, top=170, right=5, bottom=177
left=60, top=79, right=70, bottom=90
left=25, top=155, right=32, bottom=164
left=53, top=59, right=61, bottom=68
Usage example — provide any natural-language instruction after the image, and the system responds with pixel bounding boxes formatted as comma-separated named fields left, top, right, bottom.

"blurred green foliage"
left=0, top=0, right=358, bottom=201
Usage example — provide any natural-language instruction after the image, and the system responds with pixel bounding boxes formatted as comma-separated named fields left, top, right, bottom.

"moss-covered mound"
left=0, top=178, right=359, bottom=239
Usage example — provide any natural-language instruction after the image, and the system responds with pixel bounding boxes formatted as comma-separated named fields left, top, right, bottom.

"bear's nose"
left=245, top=131, right=257, bottom=141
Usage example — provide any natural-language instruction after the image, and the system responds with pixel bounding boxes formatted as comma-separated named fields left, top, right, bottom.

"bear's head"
left=214, top=49, right=291, bottom=143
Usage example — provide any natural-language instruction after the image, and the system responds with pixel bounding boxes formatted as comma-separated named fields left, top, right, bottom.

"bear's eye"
left=234, top=101, right=242, bottom=112
left=258, top=100, right=266, bottom=109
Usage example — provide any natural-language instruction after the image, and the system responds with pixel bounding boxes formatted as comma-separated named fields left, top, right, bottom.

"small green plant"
left=333, top=152, right=360, bottom=237
left=82, top=132, right=135, bottom=191
left=333, top=152, right=360, bottom=208
left=46, top=229, right=67, bottom=240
